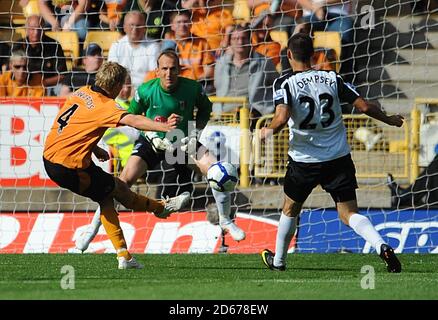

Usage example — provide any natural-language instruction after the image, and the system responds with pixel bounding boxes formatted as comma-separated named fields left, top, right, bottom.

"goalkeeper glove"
left=180, top=136, right=198, bottom=154
left=144, top=131, right=175, bottom=153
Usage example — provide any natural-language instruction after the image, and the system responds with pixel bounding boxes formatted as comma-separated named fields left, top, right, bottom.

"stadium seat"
left=14, top=28, right=26, bottom=39
left=270, top=30, right=288, bottom=49
left=233, top=0, right=251, bottom=23
left=46, top=31, right=80, bottom=70
left=1, top=0, right=25, bottom=26
left=313, top=31, right=341, bottom=72
left=84, top=31, right=122, bottom=58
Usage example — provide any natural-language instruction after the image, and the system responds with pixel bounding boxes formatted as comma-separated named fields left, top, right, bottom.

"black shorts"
left=130, top=135, right=206, bottom=169
left=284, top=154, right=358, bottom=203
left=43, top=158, right=115, bottom=202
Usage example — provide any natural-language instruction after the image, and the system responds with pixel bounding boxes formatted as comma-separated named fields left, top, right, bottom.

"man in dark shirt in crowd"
left=60, top=43, right=104, bottom=96
left=13, top=15, right=67, bottom=95
left=0, top=42, right=10, bottom=72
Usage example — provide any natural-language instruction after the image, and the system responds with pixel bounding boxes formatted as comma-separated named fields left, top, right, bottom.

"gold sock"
left=130, top=193, right=165, bottom=214
left=116, top=248, right=132, bottom=260
left=100, top=206, right=132, bottom=260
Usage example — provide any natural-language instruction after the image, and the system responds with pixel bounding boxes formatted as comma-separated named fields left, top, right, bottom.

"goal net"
left=1, top=0, right=438, bottom=254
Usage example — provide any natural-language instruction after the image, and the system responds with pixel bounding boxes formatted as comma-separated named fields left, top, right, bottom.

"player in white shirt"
left=108, top=11, right=160, bottom=91
left=260, top=33, right=404, bottom=273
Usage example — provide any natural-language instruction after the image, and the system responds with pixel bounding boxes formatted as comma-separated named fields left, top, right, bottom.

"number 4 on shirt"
left=57, top=104, right=79, bottom=133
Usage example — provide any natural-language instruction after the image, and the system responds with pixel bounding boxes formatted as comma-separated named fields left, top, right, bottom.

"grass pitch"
left=0, top=253, right=437, bottom=300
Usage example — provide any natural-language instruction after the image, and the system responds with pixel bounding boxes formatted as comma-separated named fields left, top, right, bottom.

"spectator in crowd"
left=387, top=152, right=438, bottom=208
left=37, top=0, right=89, bottom=41
left=98, top=0, right=127, bottom=31
left=181, top=0, right=234, bottom=55
left=294, top=1, right=355, bottom=80
left=13, top=15, right=67, bottom=94
left=312, top=47, right=337, bottom=71
left=213, top=25, right=278, bottom=120
left=164, top=10, right=215, bottom=92
left=250, top=8, right=282, bottom=68
left=102, top=0, right=176, bottom=38
left=297, top=0, right=354, bottom=44
left=247, top=0, right=302, bottom=32
left=280, top=21, right=338, bottom=73
left=108, top=10, right=160, bottom=91
left=0, top=50, right=45, bottom=97
left=0, top=42, right=10, bottom=72
left=59, top=43, right=104, bottom=96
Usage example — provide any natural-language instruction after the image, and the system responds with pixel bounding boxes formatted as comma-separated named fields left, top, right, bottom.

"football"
left=207, top=161, right=238, bottom=192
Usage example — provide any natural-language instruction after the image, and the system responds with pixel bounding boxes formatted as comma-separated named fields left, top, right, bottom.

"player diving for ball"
left=75, top=50, right=246, bottom=253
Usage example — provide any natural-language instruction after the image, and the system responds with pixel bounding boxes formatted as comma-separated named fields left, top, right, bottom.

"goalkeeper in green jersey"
left=75, top=50, right=245, bottom=252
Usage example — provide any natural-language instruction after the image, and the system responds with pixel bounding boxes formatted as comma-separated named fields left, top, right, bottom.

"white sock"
left=90, top=207, right=102, bottom=229
left=211, top=189, right=231, bottom=224
left=348, top=213, right=385, bottom=254
left=76, top=206, right=102, bottom=250
left=274, top=213, right=297, bottom=267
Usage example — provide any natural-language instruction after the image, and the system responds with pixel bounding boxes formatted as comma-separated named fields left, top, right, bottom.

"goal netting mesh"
left=1, top=0, right=438, bottom=254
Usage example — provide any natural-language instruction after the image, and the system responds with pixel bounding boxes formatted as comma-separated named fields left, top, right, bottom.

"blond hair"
left=95, top=61, right=127, bottom=93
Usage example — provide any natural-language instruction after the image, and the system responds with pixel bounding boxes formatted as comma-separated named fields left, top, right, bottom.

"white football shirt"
left=273, top=70, right=360, bottom=163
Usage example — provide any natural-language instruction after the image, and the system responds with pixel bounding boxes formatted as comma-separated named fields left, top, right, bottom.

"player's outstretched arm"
left=353, top=98, right=404, bottom=127
left=119, top=113, right=181, bottom=132
left=260, top=104, right=291, bottom=142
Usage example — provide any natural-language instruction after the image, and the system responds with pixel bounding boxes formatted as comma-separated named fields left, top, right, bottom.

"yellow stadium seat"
left=4, top=0, right=25, bottom=25
left=270, top=30, right=288, bottom=49
left=233, top=0, right=251, bottom=23
left=46, top=31, right=80, bottom=70
left=15, top=28, right=26, bottom=39
left=84, top=31, right=122, bottom=58
left=313, top=31, right=341, bottom=72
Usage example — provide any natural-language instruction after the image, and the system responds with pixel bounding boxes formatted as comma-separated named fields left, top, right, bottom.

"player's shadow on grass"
left=289, top=267, right=354, bottom=272
left=170, top=266, right=263, bottom=270
left=167, top=266, right=355, bottom=272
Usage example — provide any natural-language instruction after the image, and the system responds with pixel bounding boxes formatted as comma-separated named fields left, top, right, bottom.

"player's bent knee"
left=338, top=211, right=355, bottom=226
left=118, top=170, right=137, bottom=187
left=283, top=197, right=303, bottom=217
left=112, top=178, right=137, bottom=209
left=112, top=178, right=132, bottom=198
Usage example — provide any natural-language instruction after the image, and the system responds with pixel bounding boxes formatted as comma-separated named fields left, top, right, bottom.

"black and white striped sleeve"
left=336, top=74, right=360, bottom=104
left=272, top=76, right=292, bottom=107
